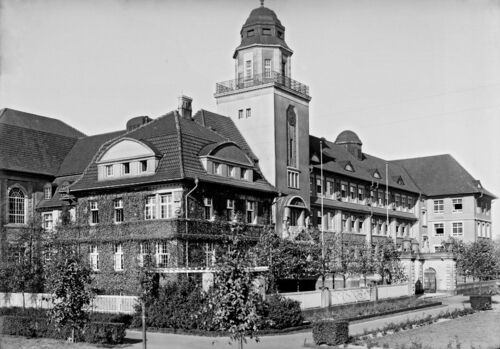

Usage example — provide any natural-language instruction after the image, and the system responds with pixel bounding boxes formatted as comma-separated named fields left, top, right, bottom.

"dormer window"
left=344, top=162, right=354, bottom=172
left=44, top=184, right=52, bottom=200
left=140, top=160, right=148, bottom=173
left=247, top=29, right=255, bottom=37
left=262, top=28, right=271, bottom=35
left=228, top=165, right=235, bottom=178
left=213, top=162, right=222, bottom=175
left=241, top=168, right=248, bottom=180
left=122, top=162, right=130, bottom=175
left=373, top=170, right=381, bottom=179
left=277, top=30, right=284, bottom=39
left=106, top=165, right=114, bottom=177
left=397, top=177, right=405, bottom=185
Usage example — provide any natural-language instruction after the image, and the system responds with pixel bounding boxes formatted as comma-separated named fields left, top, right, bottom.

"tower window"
left=245, top=60, right=252, bottom=80
left=44, top=184, right=52, bottom=200
left=262, top=28, right=271, bottom=35
left=246, top=108, right=251, bottom=118
left=277, top=31, right=284, bottom=39
left=238, top=109, right=244, bottom=119
left=264, top=59, right=272, bottom=78
left=247, top=29, right=255, bottom=37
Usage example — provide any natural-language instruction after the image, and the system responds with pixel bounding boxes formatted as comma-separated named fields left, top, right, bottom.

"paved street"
left=125, top=295, right=475, bottom=349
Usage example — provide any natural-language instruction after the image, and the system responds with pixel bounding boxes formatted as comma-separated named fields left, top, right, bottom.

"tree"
left=352, top=242, right=375, bottom=286
left=207, top=237, right=263, bottom=349
left=373, top=238, right=407, bottom=284
left=449, top=238, right=499, bottom=281
left=47, top=249, right=93, bottom=342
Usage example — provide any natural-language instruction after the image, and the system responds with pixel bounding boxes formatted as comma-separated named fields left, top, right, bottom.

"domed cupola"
left=335, top=130, right=363, bottom=160
left=235, top=2, right=291, bottom=57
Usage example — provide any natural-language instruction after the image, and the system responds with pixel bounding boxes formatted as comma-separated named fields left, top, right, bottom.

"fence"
left=456, top=280, right=500, bottom=295
left=0, top=293, right=138, bottom=314
left=281, top=283, right=411, bottom=310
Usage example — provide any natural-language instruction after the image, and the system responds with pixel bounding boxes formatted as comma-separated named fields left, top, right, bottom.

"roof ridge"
left=174, top=111, right=186, bottom=179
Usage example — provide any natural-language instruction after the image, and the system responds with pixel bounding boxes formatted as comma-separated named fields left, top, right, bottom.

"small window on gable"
left=397, top=177, right=405, bottom=185
left=373, top=170, right=381, bottom=179
left=262, top=28, right=271, bottom=35
left=344, top=163, right=354, bottom=172
left=44, top=184, right=52, bottom=200
left=247, top=29, right=255, bottom=37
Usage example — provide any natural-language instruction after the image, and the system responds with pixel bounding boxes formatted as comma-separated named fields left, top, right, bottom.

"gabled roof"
left=310, top=135, right=420, bottom=193
left=392, top=154, right=497, bottom=198
left=0, top=108, right=84, bottom=176
left=70, top=111, right=275, bottom=193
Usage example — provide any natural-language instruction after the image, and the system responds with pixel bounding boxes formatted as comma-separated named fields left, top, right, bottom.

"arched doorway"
left=283, top=196, right=308, bottom=238
left=423, top=268, right=437, bottom=293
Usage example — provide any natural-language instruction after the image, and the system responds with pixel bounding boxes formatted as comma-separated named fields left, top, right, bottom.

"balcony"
left=54, top=218, right=266, bottom=243
left=215, top=72, right=310, bottom=100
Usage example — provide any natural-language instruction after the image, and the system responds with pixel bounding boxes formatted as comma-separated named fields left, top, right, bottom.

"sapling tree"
left=47, top=249, right=93, bottom=342
left=207, top=236, right=263, bottom=349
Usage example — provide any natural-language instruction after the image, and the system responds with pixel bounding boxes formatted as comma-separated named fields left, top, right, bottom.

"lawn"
left=367, top=310, right=500, bottom=349
left=0, top=336, right=99, bottom=349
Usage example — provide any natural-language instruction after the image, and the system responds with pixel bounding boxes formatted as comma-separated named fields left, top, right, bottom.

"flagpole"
left=386, top=162, right=389, bottom=236
left=320, top=139, right=325, bottom=288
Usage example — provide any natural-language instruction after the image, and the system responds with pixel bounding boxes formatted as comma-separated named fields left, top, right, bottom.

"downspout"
left=185, top=177, right=199, bottom=268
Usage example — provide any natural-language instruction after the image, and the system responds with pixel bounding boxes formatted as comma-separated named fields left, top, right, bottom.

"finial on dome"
left=260, top=0, right=264, bottom=7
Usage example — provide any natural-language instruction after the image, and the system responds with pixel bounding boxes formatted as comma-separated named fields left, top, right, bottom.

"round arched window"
left=8, top=188, right=26, bottom=224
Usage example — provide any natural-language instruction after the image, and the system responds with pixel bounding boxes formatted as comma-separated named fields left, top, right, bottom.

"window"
left=373, top=170, right=381, bottom=179
left=42, top=212, right=53, bottom=231
left=402, top=196, right=407, bottom=211
left=357, top=216, right=363, bottom=232
left=378, top=190, right=384, bottom=206
left=8, top=188, right=25, bottom=224
left=452, top=198, right=463, bottom=212
left=326, top=181, right=334, bottom=198
left=89, top=245, right=99, bottom=271
left=114, top=243, right=124, bottom=271
left=316, top=178, right=323, bottom=196
left=277, top=30, right=284, bottom=39
left=204, top=198, right=213, bottom=220
left=452, top=222, right=463, bottom=236
left=316, top=211, right=322, bottom=226
left=89, top=201, right=99, bottom=225
left=341, top=214, right=348, bottom=231
left=246, top=200, right=256, bottom=224
left=433, top=200, right=444, bottom=213
left=395, top=194, right=401, bottom=210
left=226, top=199, right=235, bottom=221
left=138, top=243, right=150, bottom=267
left=345, top=163, right=354, bottom=172
left=247, top=29, right=255, bottom=37
left=114, top=199, right=124, bottom=223
left=264, top=59, right=272, bottom=78
left=105, top=164, right=114, bottom=177
left=213, top=162, right=222, bottom=175
left=122, top=162, right=130, bottom=175
left=160, top=194, right=173, bottom=219
left=434, top=223, right=444, bottom=236
left=408, top=197, right=414, bottom=212
left=341, top=183, right=347, bottom=200
left=350, top=185, right=356, bottom=201
left=246, top=108, right=251, bottom=118
left=358, top=187, right=364, bottom=202
left=350, top=215, right=356, bottom=231
left=240, top=168, right=248, bottom=180
left=238, top=109, right=244, bottom=119
left=140, top=160, right=148, bottom=173
left=145, top=196, right=157, bottom=220
left=44, top=185, right=52, bottom=200
left=262, top=27, right=271, bottom=35
left=245, top=60, right=252, bottom=80
left=227, top=165, right=235, bottom=178
left=287, top=169, right=299, bottom=189
left=155, top=242, right=169, bottom=268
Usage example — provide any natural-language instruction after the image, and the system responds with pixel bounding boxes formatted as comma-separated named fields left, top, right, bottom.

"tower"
left=215, top=3, right=311, bottom=237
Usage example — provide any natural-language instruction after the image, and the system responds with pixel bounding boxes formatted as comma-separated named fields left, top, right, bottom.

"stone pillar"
left=390, top=218, right=397, bottom=241
left=202, top=272, right=214, bottom=292
left=253, top=275, right=267, bottom=299
left=321, top=288, right=330, bottom=308
left=365, top=216, right=372, bottom=244
left=401, top=257, right=416, bottom=295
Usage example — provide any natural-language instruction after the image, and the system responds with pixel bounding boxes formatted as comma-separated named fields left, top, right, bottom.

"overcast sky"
left=1, top=0, right=499, bottom=238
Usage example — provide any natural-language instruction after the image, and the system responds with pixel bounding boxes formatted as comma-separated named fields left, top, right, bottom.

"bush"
left=312, top=319, right=349, bottom=346
left=264, top=294, right=303, bottom=329
left=0, top=315, right=126, bottom=344
left=90, top=312, right=133, bottom=327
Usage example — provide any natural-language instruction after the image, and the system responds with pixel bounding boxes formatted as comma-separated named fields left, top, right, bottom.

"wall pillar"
left=202, top=272, right=214, bottom=292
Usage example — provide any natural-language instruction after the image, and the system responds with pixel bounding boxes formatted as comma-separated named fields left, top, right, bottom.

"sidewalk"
left=125, top=295, right=469, bottom=349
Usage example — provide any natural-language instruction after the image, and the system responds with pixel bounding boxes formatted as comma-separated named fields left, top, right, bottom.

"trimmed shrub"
left=89, top=312, right=133, bottom=327
left=312, top=319, right=349, bottom=346
left=264, top=294, right=303, bottom=329
left=470, top=295, right=492, bottom=310
left=0, top=315, right=126, bottom=344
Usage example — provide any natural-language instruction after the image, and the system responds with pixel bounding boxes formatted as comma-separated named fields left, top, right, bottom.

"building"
left=0, top=3, right=495, bottom=294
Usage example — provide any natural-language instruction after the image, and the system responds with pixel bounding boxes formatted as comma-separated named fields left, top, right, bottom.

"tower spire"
left=260, top=0, right=264, bottom=7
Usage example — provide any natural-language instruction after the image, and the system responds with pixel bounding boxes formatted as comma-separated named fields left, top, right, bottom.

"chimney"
left=178, top=95, right=193, bottom=119
left=126, top=116, right=152, bottom=132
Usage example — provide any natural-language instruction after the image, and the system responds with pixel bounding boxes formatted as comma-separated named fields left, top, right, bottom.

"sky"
left=1, top=0, right=499, bottom=238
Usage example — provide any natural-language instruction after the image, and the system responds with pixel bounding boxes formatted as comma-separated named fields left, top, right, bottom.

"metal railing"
left=215, top=72, right=310, bottom=98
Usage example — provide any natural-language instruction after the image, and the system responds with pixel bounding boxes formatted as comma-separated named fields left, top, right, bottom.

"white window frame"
left=44, top=185, right=52, bottom=200
left=122, top=162, right=130, bottom=175
left=89, top=245, right=99, bottom=271
left=451, top=222, right=463, bottom=237
left=138, top=242, right=151, bottom=267
left=238, top=109, right=244, bottom=119
left=8, top=188, right=26, bottom=224
left=288, top=169, right=299, bottom=189
left=226, top=199, right=235, bottom=221
left=204, top=197, right=213, bottom=220
left=240, top=168, right=248, bottom=180
left=358, top=186, right=364, bottom=203
left=246, top=108, right=251, bottom=118
left=114, top=243, right=124, bottom=271
left=114, top=198, right=124, bottom=223
left=227, top=165, right=235, bottom=178
left=145, top=195, right=157, bottom=220
left=42, top=212, right=54, bottom=231
left=213, top=162, right=222, bottom=175
left=105, top=164, right=114, bottom=177
left=434, top=223, right=444, bottom=236
left=139, top=160, right=148, bottom=173
left=349, top=185, right=356, bottom=202
left=245, top=60, right=252, bottom=80
left=452, top=198, right=463, bottom=213
left=246, top=200, right=256, bottom=224
left=155, top=242, right=169, bottom=268
left=433, top=199, right=444, bottom=213
left=159, top=193, right=173, bottom=219
left=264, top=59, right=272, bottom=78
left=89, top=200, right=99, bottom=225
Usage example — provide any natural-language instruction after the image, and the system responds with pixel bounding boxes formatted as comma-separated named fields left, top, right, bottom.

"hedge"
left=0, top=315, right=126, bottom=344
left=312, top=319, right=349, bottom=346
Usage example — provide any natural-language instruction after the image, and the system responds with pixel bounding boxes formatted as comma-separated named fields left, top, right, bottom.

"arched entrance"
left=423, top=268, right=437, bottom=293
left=283, top=196, right=308, bottom=238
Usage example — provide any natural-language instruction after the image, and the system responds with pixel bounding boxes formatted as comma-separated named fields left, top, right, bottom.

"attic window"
left=247, top=29, right=255, bottom=37
left=373, top=171, right=381, bottom=179
left=44, top=184, right=52, bottom=200
left=397, top=177, right=405, bottom=185
left=344, top=163, right=354, bottom=172
left=262, top=28, right=271, bottom=35
left=277, top=31, right=284, bottom=39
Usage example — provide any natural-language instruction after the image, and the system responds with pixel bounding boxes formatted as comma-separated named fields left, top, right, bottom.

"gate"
left=423, top=268, right=437, bottom=293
